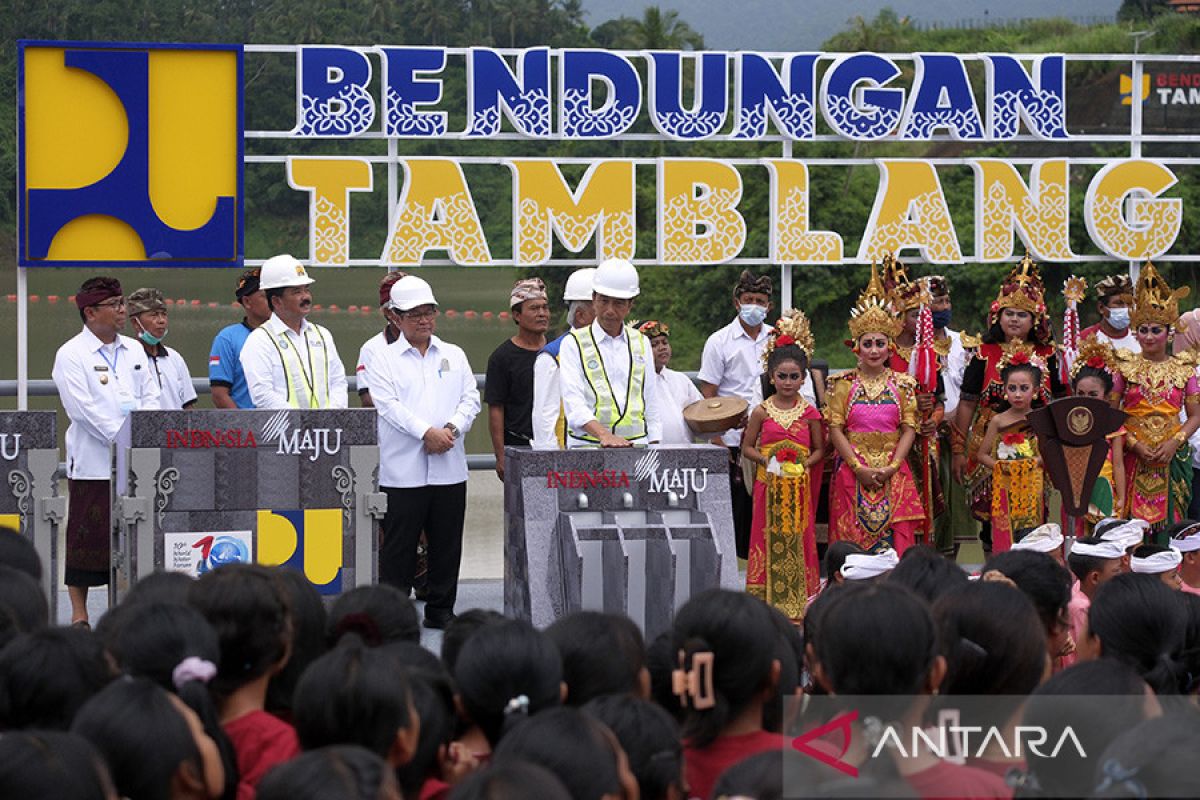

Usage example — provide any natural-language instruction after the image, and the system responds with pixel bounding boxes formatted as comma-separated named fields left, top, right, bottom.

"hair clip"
left=334, top=612, right=383, bottom=648
left=172, top=656, right=218, bottom=691
left=980, top=570, right=1019, bottom=590
left=1095, top=759, right=1147, bottom=800
left=671, top=650, right=716, bottom=710
left=503, top=694, right=530, bottom=717
left=959, top=637, right=988, bottom=658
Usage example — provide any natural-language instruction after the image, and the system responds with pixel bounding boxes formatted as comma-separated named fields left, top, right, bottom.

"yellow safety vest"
left=568, top=325, right=648, bottom=444
left=265, top=323, right=332, bottom=409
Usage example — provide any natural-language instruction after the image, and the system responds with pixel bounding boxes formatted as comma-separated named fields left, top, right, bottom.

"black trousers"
left=380, top=482, right=467, bottom=614
left=729, top=447, right=753, bottom=560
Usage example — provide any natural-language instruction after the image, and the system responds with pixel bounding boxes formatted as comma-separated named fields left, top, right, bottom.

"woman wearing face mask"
left=1110, top=262, right=1200, bottom=540
left=952, top=256, right=1064, bottom=557
left=824, top=263, right=925, bottom=554
left=126, top=288, right=198, bottom=410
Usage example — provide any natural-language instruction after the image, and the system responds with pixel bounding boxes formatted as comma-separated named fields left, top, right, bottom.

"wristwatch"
left=444, top=422, right=459, bottom=439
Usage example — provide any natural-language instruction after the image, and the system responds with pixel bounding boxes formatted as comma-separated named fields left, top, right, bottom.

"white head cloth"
left=1131, top=548, right=1183, bottom=575
left=1171, top=522, right=1200, bottom=554
left=1095, top=518, right=1148, bottom=551
left=1069, top=540, right=1127, bottom=560
left=840, top=549, right=900, bottom=581
left=1012, top=523, right=1064, bottom=554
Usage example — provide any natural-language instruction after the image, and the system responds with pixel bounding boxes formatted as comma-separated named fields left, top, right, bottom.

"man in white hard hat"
left=531, top=268, right=596, bottom=449
left=558, top=259, right=661, bottom=448
left=365, top=275, right=480, bottom=629
left=239, top=254, right=348, bottom=410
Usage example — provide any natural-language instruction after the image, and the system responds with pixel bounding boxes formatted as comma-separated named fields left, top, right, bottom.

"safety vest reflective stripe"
left=265, top=325, right=331, bottom=409
left=568, top=326, right=647, bottom=443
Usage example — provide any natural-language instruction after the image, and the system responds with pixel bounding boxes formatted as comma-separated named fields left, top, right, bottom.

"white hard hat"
left=258, top=254, right=315, bottom=290
left=563, top=268, right=596, bottom=302
left=389, top=275, right=438, bottom=311
left=591, top=258, right=639, bottom=300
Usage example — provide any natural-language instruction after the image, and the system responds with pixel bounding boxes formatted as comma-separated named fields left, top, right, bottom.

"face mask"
left=138, top=328, right=165, bottom=346
left=739, top=304, right=768, bottom=327
left=931, top=309, right=952, bottom=329
left=1107, top=307, right=1130, bottom=331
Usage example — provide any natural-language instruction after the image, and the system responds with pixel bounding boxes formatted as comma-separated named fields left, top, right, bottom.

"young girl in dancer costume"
left=825, top=263, right=925, bottom=554
left=1070, top=337, right=1127, bottom=529
left=1110, top=262, right=1200, bottom=542
left=975, top=359, right=1047, bottom=553
left=742, top=310, right=824, bottom=620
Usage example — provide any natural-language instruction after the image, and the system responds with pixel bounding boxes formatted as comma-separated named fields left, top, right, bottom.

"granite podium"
left=112, top=409, right=384, bottom=600
left=0, top=412, right=61, bottom=617
left=504, top=444, right=735, bottom=637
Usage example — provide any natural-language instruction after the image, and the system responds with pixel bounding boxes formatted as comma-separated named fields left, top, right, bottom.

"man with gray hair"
left=127, top=287, right=197, bottom=410
left=531, top=268, right=596, bottom=449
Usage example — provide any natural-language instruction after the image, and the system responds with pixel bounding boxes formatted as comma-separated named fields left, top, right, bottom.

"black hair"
left=1021, top=660, right=1155, bottom=799
left=267, top=569, right=328, bottom=718
left=441, top=608, right=505, bottom=675
left=292, top=635, right=415, bottom=757
left=670, top=589, right=778, bottom=748
left=709, top=749, right=908, bottom=800
left=70, top=677, right=206, bottom=800
left=113, top=602, right=238, bottom=799
left=1089, top=573, right=1187, bottom=694
left=1132, top=542, right=1173, bottom=560
left=124, top=570, right=195, bottom=605
left=932, top=582, right=1048, bottom=729
left=0, top=527, right=42, bottom=579
left=448, top=759, right=572, bottom=800
left=801, top=584, right=842, bottom=697
left=583, top=694, right=682, bottom=800
left=454, top=619, right=563, bottom=747
left=1179, top=592, right=1200, bottom=694
left=1092, top=713, right=1200, bottom=798
left=395, top=665, right=457, bottom=799
left=644, top=632, right=685, bottom=724
left=823, top=541, right=864, bottom=581
left=1067, top=535, right=1119, bottom=584
left=382, top=640, right=444, bottom=673
left=187, top=563, right=291, bottom=698
left=887, top=545, right=969, bottom=604
left=0, top=564, right=48, bottom=635
left=763, top=604, right=803, bottom=734
left=982, top=317, right=1052, bottom=348
left=257, top=745, right=398, bottom=800
left=1071, top=365, right=1113, bottom=395
left=1000, top=361, right=1043, bottom=388
left=766, top=343, right=809, bottom=377
left=545, top=611, right=645, bottom=706
left=0, top=627, right=113, bottom=729
left=491, top=707, right=623, bottom=800
left=326, top=583, right=418, bottom=649
left=0, top=730, right=115, bottom=800
left=265, top=286, right=286, bottom=314
left=982, top=550, right=1073, bottom=639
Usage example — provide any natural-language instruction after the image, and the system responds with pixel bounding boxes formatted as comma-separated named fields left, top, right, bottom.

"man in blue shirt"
left=208, top=268, right=270, bottom=408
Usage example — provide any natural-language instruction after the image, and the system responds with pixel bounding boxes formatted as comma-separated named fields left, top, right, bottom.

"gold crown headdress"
left=763, top=308, right=815, bottom=369
left=1127, top=261, right=1189, bottom=330
left=989, top=255, right=1047, bottom=325
left=881, top=252, right=930, bottom=313
left=1069, top=334, right=1116, bottom=381
left=849, top=262, right=902, bottom=341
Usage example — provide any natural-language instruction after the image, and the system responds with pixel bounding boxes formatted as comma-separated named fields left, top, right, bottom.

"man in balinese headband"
left=1080, top=273, right=1138, bottom=353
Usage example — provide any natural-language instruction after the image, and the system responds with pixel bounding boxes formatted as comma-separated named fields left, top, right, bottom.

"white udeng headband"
left=1096, top=519, right=1149, bottom=550
left=1012, top=523, right=1064, bottom=554
left=1171, top=523, right=1200, bottom=553
left=840, top=549, right=899, bottom=581
left=1131, top=548, right=1183, bottom=575
left=1069, top=540, right=1127, bottom=560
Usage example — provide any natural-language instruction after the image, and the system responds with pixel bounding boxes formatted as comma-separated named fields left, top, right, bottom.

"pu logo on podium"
left=18, top=41, right=243, bottom=267
left=633, top=450, right=709, bottom=498
left=259, top=411, right=344, bottom=461
left=0, top=434, right=22, bottom=461
left=257, top=509, right=343, bottom=595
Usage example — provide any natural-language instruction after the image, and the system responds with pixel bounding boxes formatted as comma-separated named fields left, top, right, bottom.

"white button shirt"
left=366, top=333, right=481, bottom=488
left=657, top=367, right=703, bottom=445
left=558, top=321, right=662, bottom=447
left=355, top=329, right=397, bottom=395
left=240, top=313, right=348, bottom=410
left=53, top=327, right=162, bottom=480
left=146, top=345, right=198, bottom=410
left=941, top=329, right=969, bottom=420
left=698, top=318, right=773, bottom=446
left=531, top=349, right=562, bottom=450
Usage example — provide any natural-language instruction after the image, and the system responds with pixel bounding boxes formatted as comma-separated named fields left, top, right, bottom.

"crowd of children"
left=4, top=518, right=1200, bottom=799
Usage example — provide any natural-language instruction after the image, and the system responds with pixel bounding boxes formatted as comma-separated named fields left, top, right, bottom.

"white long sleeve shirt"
left=657, top=367, right=704, bottom=445
left=240, top=314, right=348, bottom=410
left=557, top=321, right=661, bottom=447
left=53, top=327, right=162, bottom=480
left=697, top=318, right=773, bottom=447
left=531, top=350, right=562, bottom=450
left=366, top=333, right=481, bottom=488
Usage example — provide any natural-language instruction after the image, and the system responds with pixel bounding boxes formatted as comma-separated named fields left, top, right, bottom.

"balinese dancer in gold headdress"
left=741, top=309, right=824, bottom=619
left=882, top=254, right=944, bottom=544
left=1110, top=262, right=1200, bottom=541
left=952, top=256, right=1065, bottom=556
left=825, top=264, right=925, bottom=554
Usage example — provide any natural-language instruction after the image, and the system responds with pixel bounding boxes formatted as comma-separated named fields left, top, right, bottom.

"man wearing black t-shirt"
left=486, top=278, right=551, bottom=480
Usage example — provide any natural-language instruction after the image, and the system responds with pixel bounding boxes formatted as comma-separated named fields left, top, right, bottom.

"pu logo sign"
left=18, top=41, right=243, bottom=267
left=257, top=509, right=343, bottom=595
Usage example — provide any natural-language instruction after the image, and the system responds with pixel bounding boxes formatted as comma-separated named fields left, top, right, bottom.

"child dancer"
left=1071, top=343, right=1126, bottom=528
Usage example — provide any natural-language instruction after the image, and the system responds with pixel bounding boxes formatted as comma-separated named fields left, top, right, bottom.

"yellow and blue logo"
left=257, top=508, right=343, bottom=595
left=18, top=41, right=243, bottom=267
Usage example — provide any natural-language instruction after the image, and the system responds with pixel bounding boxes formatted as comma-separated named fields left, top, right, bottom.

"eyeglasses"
left=93, top=299, right=125, bottom=309
left=400, top=309, right=437, bottom=321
